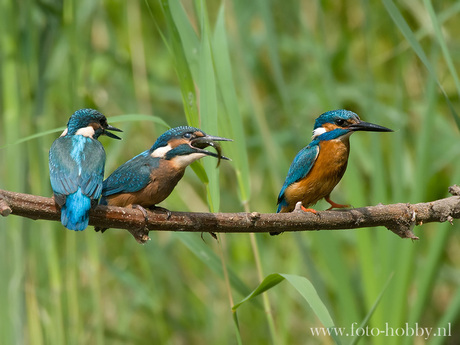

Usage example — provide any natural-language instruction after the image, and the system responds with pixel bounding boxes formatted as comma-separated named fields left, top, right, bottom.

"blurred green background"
left=1, top=0, right=460, bottom=344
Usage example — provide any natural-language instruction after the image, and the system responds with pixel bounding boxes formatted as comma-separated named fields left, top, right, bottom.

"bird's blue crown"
left=66, top=108, right=106, bottom=135
left=151, top=126, right=203, bottom=151
left=313, top=109, right=360, bottom=129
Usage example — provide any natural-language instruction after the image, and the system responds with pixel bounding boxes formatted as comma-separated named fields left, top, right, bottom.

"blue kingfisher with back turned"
left=272, top=109, right=393, bottom=235
left=49, top=108, right=122, bottom=231
left=95, top=126, right=231, bottom=233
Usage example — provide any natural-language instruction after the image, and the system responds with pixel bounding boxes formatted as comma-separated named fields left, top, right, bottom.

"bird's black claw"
left=94, top=226, right=108, bottom=233
left=149, top=205, right=172, bottom=219
left=201, top=232, right=218, bottom=242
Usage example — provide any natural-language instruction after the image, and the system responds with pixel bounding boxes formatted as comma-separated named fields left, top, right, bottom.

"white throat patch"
left=172, top=152, right=206, bottom=168
left=75, top=126, right=96, bottom=138
left=311, top=127, right=327, bottom=139
left=150, top=144, right=172, bottom=158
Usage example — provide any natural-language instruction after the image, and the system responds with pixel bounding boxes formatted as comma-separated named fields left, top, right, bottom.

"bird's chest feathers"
left=129, top=160, right=186, bottom=207
left=287, top=139, right=350, bottom=206
left=314, top=139, right=350, bottom=178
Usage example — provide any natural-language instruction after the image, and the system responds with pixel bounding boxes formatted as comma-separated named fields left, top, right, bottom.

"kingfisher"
left=96, top=126, right=231, bottom=232
left=49, top=108, right=122, bottom=231
left=272, top=109, right=392, bottom=235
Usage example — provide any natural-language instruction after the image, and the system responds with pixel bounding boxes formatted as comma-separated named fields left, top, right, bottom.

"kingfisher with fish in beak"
left=96, top=126, right=231, bottom=232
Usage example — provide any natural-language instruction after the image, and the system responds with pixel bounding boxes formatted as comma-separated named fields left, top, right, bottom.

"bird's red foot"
left=301, top=206, right=318, bottom=213
left=325, top=196, right=351, bottom=210
left=294, top=201, right=318, bottom=214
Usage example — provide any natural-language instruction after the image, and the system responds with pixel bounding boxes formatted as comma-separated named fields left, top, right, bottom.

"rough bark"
left=1, top=186, right=459, bottom=244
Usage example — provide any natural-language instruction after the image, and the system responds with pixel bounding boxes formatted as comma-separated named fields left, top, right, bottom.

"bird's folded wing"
left=102, top=152, right=159, bottom=196
left=277, top=143, right=319, bottom=202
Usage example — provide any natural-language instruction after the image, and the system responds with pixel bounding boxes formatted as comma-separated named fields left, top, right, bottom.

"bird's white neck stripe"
left=312, top=127, right=326, bottom=139
left=75, top=126, right=96, bottom=138
left=171, top=152, right=206, bottom=168
left=151, top=144, right=172, bottom=158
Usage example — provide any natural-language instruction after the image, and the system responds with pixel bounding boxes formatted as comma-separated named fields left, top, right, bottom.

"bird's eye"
left=335, top=119, right=346, bottom=126
left=183, top=132, right=193, bottom=139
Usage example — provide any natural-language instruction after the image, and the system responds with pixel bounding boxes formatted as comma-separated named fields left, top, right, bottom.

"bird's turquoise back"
left=49, top=135, right=106, bottom=230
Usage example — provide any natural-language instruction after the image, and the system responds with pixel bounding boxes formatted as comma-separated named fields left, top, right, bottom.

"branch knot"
left=0, top=194, right=12, bottom=217
left=448, top=185, right=460, bottom=196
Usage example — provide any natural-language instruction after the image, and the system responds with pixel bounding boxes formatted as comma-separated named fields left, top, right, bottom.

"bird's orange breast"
left=105, top=160, right=186, bottom=208
left=282, top=138, right=350, bottom=212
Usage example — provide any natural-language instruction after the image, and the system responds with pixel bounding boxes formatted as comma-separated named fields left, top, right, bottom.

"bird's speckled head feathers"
left=311, top=109, right=392, bottom=141
left=148, top=126, right=231, bottom=167
left=66, top=109, right=107, bottom=133
left=151, top=126, right=205, bottom=151
left=63, top=108, right=122, bottom=139
left=314, top=109, right=360, bottom=130
left=311, top=110, right=360, bottom=140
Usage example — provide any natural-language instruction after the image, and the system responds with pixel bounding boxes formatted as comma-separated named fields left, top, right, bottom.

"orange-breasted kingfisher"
left=96, top=126, right=231, bottom=232
left=49, top=108, right=122, bottom=231
left=272, top=109, right=392, bottom=235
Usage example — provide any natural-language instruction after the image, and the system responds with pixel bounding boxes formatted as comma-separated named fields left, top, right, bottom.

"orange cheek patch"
left=322, top=123, right=340, bottom=131
left=90, top=122, right=102, bottom=130
left=168, top=138, right=187, bottom=148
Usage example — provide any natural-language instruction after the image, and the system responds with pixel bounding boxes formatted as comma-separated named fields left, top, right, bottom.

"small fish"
left=191, top=136, right=230, bottom=167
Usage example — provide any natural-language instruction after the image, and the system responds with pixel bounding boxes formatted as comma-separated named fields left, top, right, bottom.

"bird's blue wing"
left=277, top=142, right=319, bottom=204
left=102, top=151, right=159, bottom=196
left=49, top=137, right=79, bottom=198
left=49, top=136, right=106, bottom=202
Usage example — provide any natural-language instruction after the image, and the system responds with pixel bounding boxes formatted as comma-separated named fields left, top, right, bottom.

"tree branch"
left=1, top=187, right=460, bottom=244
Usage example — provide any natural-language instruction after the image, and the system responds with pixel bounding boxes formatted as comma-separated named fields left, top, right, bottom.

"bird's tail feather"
left=61, top=188, right=91, bottom=231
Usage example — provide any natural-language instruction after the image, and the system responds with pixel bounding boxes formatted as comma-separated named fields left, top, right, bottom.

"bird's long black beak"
left=349, top=121, right=393, bottom=132
left=103, top=124, right=123, bottom=140
left=191, top=135, right=233, bottom=162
